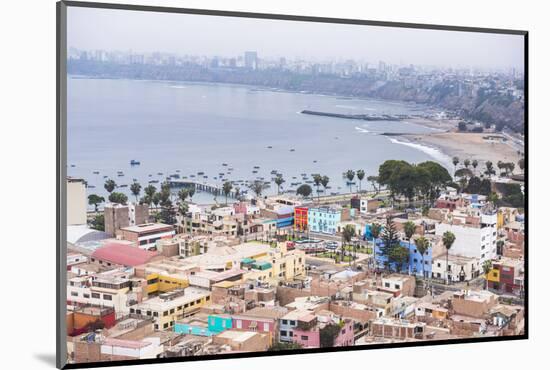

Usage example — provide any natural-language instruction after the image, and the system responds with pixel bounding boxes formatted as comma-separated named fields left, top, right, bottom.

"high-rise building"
left=244, top=51, right=258, bottom=70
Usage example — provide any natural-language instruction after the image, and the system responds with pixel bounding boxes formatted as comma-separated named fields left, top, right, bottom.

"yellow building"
left=131, top=288, right=211, bottom=331
left=144, top=272, right=189, bottom=295
left=487, top=267, right=500, bottom=283
left=241, top=243, right=306, bottom=283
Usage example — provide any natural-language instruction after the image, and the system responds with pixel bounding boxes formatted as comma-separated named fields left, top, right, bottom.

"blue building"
left=308, top=207, right=341, bottom=235
left=173, top=323, right=215, bottom=337
left=275, top=206, right=295, bottom=228
left=207, top=315, right=233, bottom=333
left=374, top=239, right=432, bottom=278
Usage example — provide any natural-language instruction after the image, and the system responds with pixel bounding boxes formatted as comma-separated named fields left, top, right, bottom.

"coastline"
left=385, top=117, right=522, bottom=174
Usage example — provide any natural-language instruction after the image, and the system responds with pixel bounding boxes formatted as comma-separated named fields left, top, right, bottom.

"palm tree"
left=177, top=201, right=189, bottom=233
left=452, top=157, right=459, bottom=177
left=472, top=159, right=479, bottom=175
left=414, top=236, right=430, bottom=280
left=463, top=159, right=470, bottom=169
left=342, top=225, right=356, bottom=266
left=403, top=221, right=416, bottom=275
left=222, top=181, right=233, bottom=204
left=188, top=186, right=195, bottom=202
left=313, top=174, right=322, bottom=201
left=248, top=180, right=269, bottom=199
left=370, top=223, right=382, bottom=270
left=274, top=175, right=285, bottom=195
left=367, top=175, right=380, bottom=195
left=442, top=231, right=456, bottom=284
left=482, top=260, right=493, bottom=290
left=104, top=179, right=116, bottom=194
left=345, top=170, right=355, bottom=193
left=144, top=184, right=156, bottom=203
left=130, top=181, right=142, bottom=203
left=234, top=186, right=241, bottom=201
left=320, top=175, right=330, bottom=196
left=88, top=194, right=105, bottom=212
left=178, top=189, right=189, bottom=203
left=356, top=169, right=365, bottom=192
left=485, top=161, right=495, bottom=176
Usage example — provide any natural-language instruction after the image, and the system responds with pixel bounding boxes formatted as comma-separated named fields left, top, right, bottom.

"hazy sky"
left=68, top=7, right=524, bottom=70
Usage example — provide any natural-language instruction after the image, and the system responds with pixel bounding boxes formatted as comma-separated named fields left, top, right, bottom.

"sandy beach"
left=402, top=131, right=522, bottom=173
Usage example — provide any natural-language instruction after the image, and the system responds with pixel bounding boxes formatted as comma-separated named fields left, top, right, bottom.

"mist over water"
left=67, top=77, right=447, bottom=204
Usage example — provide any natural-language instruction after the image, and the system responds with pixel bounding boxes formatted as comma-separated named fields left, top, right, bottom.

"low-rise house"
left=290, top=311, right=354, bottom=348
left=370, top=318, right=427, bottom=340
left=90, top=243, right=161, bottom=268
left=130, top=288, right=211, bottom=331
left=486, top=257, right=524, bottom=295
left=119, top=223, right=176, bottom=250
left=431, top=254, right=481, bottom=282
left=212, top=330, right=270, bottom=352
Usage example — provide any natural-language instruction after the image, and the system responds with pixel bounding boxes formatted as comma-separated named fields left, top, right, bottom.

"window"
left=289, top=331, right=293, bottom=337
left=301, top=335, right=309, bottom=340
left=170, top=309, right=175, bottom=314
left=263, top=323, right=270, bottom=332
left=154, top=324, right=158, bottom=330
left=289, top=320, right=296, bottom=326
left=136, top=309, right=141, bottom=315
left=280, top=330, right=287, bottom=337
left=91, top=292, right=100, bottom=299
left=70, top=291, right=78, bottom=297
left=103, top=294, right=112, bottom=301
left=153, top=312, right=158, bottom=317
left=282, top=319, right=288, bottom=325
left=163, top=323, right=168, bottom=329
left=163, top=311, right=168, bottom=316
left=83, top=293, right=90, bottom=298
left=236, top=320, right=242, bottom=329
left=147, top=310, right=152, bottom=316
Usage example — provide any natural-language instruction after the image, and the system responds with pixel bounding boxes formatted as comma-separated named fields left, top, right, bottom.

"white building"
left=435, top=213, right=497, bottom=262
left=67, top=178, right=87, bottom=225
left=67, top=275, right=132, bottom=314
left=431, top=254, right=481, bottom=282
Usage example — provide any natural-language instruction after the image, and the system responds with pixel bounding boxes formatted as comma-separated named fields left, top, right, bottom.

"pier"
left=167, top=179, right=238, bottom=198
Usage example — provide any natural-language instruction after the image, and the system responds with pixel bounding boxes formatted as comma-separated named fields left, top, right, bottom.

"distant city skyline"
left=68, top=7, right=524, bottom=71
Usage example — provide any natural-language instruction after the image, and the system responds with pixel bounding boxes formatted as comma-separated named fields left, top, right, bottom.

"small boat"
left=290, top=149, right=295, bottom=152
left=117, top=173, right=124, bottom=177
left=222, top=163, right=228, bottom=166
left=313, top=160, right=317, bottom=163
left=148, top=174, right=152, bottom=177
left=253, top=166, right=260, bottom=169
left=119, top=184, right=128, bottom=188
left=103, top=175, right=108, bottom=178
left=252, top=170, right=258, bottom=174
left=93, top=171, right=100, bottom=174
left=70, top=164, right=76, bottom=167
left=88, top=185, right=96, bottom=189
left=130, top=160, right=140, bottom=165
left=176, top=170, right=180, bottom=173
left=198, top=172, right=204, bottom=175
left=267, top=146, right=272, bottom=149
left=157, top=172, right=163, bottom=175
left=190, top=174, right=195, bottom=178
left=149, top=180, right=159, bottom=184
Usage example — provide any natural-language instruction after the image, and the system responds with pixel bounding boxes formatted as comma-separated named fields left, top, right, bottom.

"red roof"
left=91, top=243, right=158, bottom=267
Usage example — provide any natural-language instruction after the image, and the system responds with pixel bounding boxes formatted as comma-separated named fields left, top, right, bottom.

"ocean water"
left=67, top=77, right=448, bottom=205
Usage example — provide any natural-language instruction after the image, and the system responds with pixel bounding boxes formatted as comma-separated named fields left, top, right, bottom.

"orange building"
left=294, top=207, right=308, bottom=232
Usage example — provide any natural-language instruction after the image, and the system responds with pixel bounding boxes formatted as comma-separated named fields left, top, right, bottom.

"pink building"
left=231, top=307, right=286, bottom=344
left=291, top=313, right=354, bottom=348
